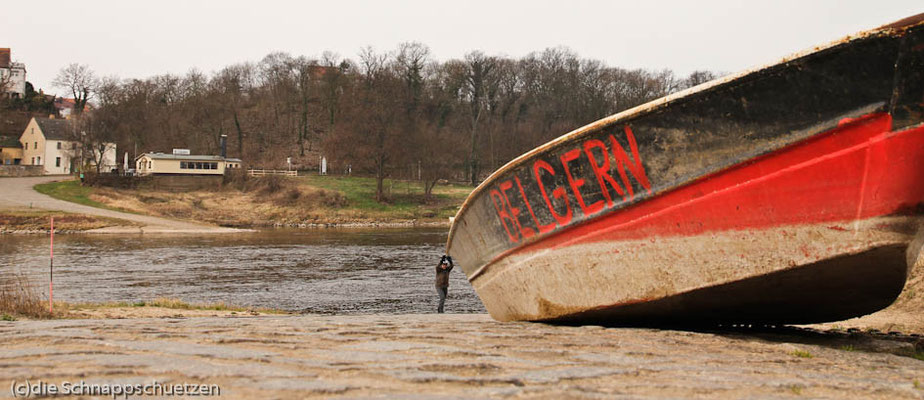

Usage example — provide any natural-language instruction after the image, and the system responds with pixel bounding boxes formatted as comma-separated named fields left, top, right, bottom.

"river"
left=0, top=228, right=486, bottom=314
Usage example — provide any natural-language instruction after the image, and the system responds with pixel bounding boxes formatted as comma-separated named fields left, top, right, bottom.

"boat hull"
left=447, top=16, right=924, bottom=324
left=469, top=116, right=924, bottom=323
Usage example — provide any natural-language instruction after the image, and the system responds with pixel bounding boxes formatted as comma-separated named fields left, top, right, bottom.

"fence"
left=247, top=169, right=298, bottom=177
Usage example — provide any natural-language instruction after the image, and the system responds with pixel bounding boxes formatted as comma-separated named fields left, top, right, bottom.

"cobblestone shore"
left=1, top=314, right=922, bottom=399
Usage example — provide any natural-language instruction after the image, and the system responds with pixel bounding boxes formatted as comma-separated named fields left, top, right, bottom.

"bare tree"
left=459, top=51, right=499, bottom=186
left=326, top=47, right=404, bottom=202
left=214, top=64, right=255, bottom=159
left=681, top=70, right=720, bottom=89
left=52, top=63, right=97, bottom=115
left=320, top=51, right=348, bottom=129
left=396, top=42, right=430, bottom=112
left=68, top=114, right=116, bottom=174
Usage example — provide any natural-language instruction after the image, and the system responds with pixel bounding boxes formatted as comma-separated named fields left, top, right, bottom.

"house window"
left=56, top=157, right=61, bottom=167
left=37, top=156, right=41, bottom=165
left=57, top=142, right=61, bottom=149
left=148, top=161, right=152, bottom=169
left=34, top=142, right=37, bottom=149
left=210, top=162, right=218, bottom=169
left=72, top=143, right=77, bottom=150
left=31, top=157, right=35, bottom=164
left=180, top=161, right=187, bottom=169
left=24, top=142, right=27, bottom=150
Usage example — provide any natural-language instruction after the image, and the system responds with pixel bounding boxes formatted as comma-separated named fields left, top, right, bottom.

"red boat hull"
left=447, top=15, right=924, bottom=324
left=468, top=115, right=924, bottom=323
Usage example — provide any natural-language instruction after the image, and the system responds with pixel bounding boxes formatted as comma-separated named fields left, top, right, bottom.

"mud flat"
left=1, top=313, right=922, bottom=399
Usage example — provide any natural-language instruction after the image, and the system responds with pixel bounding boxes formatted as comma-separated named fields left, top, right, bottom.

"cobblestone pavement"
left=1, top=314, right=922, bottom=399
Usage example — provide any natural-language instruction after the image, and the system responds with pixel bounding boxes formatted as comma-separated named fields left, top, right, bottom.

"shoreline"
left=0, top=219, right=451, bottom=235
left=4, top=299, right=921, bottom=335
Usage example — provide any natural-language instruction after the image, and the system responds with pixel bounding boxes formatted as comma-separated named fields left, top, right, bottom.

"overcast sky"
left=2, top=1, right=921, bottom=96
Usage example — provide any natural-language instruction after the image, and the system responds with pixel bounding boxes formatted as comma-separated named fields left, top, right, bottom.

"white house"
left=135, top=152, right=242, bottom=176
left=0, top=48, right=26, bottom=98
left=19, top=117, right=117, bottom=175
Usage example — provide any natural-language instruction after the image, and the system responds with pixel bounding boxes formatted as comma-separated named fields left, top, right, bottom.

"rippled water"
left=0, top=228, right=486, bottom=314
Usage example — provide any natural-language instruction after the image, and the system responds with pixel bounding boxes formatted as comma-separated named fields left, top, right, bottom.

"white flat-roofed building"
left=135, top=153, right=243, bottom=176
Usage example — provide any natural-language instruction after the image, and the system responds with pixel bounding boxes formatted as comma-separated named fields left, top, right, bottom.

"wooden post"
left=49, top=217, right=54, bottom=314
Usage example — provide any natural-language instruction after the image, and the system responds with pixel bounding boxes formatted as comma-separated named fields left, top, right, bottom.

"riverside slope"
left=0, top=176, right=244, bottom=233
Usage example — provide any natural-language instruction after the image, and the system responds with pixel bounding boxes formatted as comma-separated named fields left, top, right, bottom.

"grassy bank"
left=33, top=175, right=472, bottom=228
left=34, top=180, right=111, bottom=210
left=0, top=209, right=134, bottom=232
left=297, top=175, right=471, bottom=220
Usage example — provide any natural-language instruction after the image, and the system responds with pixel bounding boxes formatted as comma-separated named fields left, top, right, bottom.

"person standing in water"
left=435, top=256, right=454, bottom=313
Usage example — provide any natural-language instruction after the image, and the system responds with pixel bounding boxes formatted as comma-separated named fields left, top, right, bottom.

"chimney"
left=220, top=135, right=227, bottom=158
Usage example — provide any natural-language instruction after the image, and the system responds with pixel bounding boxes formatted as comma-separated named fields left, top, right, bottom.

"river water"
left=0, top=228, right=486, bottom=314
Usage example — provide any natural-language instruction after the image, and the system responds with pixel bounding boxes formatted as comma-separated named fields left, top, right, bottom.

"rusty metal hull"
left=447, top=15, right=924, bottom=324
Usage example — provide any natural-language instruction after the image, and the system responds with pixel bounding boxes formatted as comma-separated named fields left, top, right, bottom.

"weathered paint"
left=447, top=15, right=924, bottom=324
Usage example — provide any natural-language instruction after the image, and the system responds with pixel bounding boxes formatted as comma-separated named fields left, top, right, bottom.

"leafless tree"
left=459, top=51, right=499, bottom=186
left=52, top=63, right=97, bottom=115
left=681, top=70, right=721, bottom=89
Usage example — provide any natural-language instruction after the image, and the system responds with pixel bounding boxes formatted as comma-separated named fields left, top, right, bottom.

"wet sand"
left=2, top=313, right=922, bottom=399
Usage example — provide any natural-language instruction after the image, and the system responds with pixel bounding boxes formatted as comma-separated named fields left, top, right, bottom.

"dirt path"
left=0, top=176, right=244, bottom=233
left=1, top=313, right=921, bottom=399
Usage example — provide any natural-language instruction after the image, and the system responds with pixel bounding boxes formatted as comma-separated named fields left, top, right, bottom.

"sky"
left=1, top=1, right=921, bottom=96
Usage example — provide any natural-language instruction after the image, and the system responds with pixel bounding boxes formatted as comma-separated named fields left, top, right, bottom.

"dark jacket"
left=435, top=261, right=453, bottom=288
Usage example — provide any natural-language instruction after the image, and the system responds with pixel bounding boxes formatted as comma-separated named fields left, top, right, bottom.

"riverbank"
left=30, top=176, right=470, bottom=230
left=0, top=176, right=248, bottom=234
left=0, top=209, right=139, bottom=233
left=2, top=313, right=922, bottom=399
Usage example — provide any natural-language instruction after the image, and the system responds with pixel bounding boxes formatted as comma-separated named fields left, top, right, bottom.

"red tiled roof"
left=54, top=98, right=77, bottom=111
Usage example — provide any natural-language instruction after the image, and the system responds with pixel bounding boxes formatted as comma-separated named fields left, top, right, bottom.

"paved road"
left=1, top=314, right=922, bottom=399
left=0, top=176, right=242, bottom=233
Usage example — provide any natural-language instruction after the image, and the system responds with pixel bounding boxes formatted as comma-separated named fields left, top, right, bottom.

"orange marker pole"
left=49, top=217, right=54, bottom=314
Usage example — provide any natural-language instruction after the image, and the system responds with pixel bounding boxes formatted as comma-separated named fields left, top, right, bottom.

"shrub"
left=0, top=272, right=52, bottom=319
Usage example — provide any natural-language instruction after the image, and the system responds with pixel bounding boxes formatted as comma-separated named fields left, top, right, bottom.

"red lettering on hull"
left=584, top=138, right=627, bottom=206
left=516, top=176, right=554, bottom=234
left=562, top=149, right=604, bottom=216
left=500, top=180, right=533, bottom=239
left=610, top=125, right=652, bottom=198
left=534, top=160, right=573, bottom=226
left=493, top=124, right=653, bottom=244
left=490, top=189, right=519, bottom=243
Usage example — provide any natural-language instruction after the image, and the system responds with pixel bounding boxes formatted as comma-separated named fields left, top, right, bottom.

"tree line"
left=54, top=44, right=718, bottom=201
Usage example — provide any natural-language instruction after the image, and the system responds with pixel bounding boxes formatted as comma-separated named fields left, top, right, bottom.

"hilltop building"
left=54, top=98, right=79, bottom=117
left=0, top=48, right=27, bottom=99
